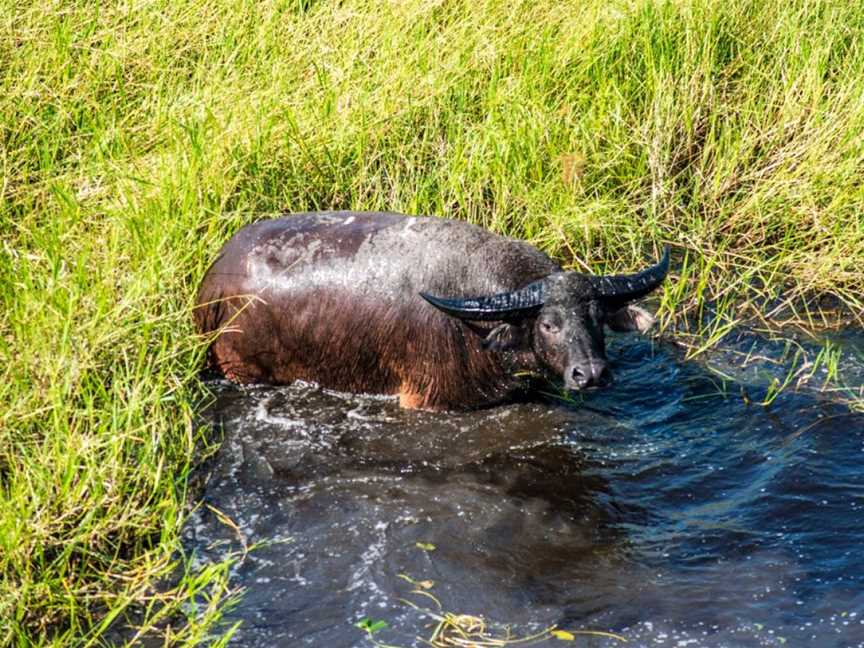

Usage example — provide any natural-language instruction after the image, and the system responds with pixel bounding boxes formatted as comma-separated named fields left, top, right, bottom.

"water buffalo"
left=195, top=211, right=669, bottom=410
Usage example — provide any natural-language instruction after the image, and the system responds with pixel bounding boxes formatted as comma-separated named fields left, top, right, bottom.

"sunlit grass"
left=3, top=0, right=864, bottom=643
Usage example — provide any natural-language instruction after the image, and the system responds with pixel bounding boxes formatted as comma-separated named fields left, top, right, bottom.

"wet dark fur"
left=195, top=212, right=558, bottom=410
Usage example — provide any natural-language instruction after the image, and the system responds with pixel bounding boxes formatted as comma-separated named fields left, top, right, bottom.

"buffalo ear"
left=481, top=323, right=528, bottom=352
left=607, top=304, right=656, bottom=333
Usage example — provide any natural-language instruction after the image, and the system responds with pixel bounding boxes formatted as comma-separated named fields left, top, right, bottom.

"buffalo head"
left=420, top=248, right=669, bottom=392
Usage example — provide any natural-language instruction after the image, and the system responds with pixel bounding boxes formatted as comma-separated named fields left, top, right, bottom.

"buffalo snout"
left=565, top=360, right=611, bottom=391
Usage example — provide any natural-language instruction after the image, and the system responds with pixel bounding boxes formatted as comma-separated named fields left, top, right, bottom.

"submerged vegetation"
left=2, top=0, right=863, bottom=643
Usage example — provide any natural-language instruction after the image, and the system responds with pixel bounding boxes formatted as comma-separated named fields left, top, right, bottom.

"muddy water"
left=185, top=329, right=864, bottom=647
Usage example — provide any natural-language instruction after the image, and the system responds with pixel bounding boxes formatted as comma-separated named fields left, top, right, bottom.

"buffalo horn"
left=420, top=281, right=545, bottom=321
left=591, top=246, right=670, bottom=306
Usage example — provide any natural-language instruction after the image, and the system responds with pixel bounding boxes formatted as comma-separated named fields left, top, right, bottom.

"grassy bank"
left=2, top=0, right=863, bottom=643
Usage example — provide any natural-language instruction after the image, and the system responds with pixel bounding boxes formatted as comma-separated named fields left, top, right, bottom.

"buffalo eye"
left=540, top=319, right=559, bottom=334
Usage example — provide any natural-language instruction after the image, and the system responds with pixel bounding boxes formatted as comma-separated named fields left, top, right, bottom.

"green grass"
left=2, top=0, right=864, bottom=644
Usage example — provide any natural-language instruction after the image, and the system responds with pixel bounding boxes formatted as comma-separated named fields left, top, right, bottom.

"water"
left=184, top=328, right=864, bottom=647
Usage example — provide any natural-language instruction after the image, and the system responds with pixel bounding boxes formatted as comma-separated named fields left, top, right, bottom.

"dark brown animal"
left=195, top=212, right=669, bottom=410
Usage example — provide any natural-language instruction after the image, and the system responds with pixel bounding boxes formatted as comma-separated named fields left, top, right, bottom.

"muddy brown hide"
left=195, top=212, right=558, bottom=410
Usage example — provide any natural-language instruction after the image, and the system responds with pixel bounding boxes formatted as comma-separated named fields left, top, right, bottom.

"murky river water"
left=184, top=328, right=864, bottom=647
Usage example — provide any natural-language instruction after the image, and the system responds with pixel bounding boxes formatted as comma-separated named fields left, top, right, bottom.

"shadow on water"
left=183, top=328, right=864, bottom=648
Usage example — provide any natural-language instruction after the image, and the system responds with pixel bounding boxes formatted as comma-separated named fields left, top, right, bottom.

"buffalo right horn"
left=420, top=281, right=545, bottom=321
left=590, top=246, right=670, bottom=307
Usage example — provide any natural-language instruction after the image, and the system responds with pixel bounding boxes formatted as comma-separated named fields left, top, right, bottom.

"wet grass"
left=3, top=0, right=864, bottom=643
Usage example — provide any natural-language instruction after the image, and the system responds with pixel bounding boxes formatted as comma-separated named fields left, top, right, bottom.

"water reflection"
left=185, top=329, right=864, bottom=647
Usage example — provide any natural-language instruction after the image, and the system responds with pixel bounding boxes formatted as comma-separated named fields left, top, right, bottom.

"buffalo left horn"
left=590, top=246, right=670, bottom=307
left=419, top=281, right=545, bottom=321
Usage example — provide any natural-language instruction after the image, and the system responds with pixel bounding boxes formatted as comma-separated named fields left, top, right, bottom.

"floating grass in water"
left=354, top=574, right=628, bottom=647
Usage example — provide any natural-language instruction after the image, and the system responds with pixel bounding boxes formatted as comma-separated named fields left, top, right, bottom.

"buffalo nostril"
left=570, top=366, right=588, bottom=388
left=586, top=362, right=611, bottom=388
